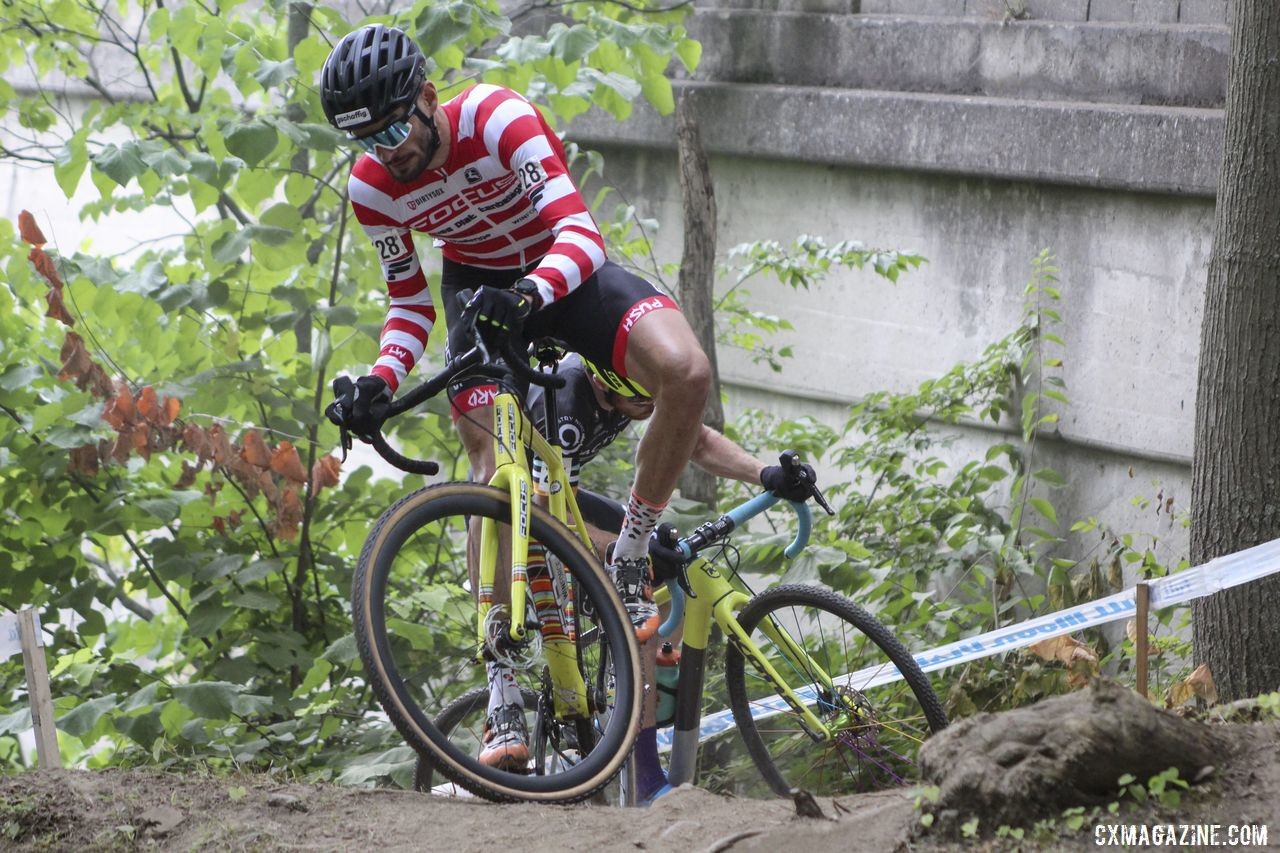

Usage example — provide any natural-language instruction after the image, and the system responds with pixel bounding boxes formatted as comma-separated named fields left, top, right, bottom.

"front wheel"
left=353, top=482, right=641, bottom=804
left=725, top=584, right=947, bottom=797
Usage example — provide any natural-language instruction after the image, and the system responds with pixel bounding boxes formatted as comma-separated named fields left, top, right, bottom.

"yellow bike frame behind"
left=659, top=552, right=842, bottom=785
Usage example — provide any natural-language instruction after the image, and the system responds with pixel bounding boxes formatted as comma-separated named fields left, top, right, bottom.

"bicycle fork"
left=479, top=395, right=590, bottom=719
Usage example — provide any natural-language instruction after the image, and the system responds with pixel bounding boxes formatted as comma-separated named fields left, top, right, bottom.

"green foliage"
left=0, top=0, right=694, bottom=780
left=719, top=236, right=926, bottom=371
left=723, top=251, right=1189, bottom=718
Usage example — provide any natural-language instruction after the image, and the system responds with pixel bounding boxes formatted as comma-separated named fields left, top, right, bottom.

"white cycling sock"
left=612, top=490, right=666, bottom=563
left=486, top=661, right=523, bottom=715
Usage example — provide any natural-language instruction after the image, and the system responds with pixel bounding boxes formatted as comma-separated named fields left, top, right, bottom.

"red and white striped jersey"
left=347, top=84, right=606, bottom=391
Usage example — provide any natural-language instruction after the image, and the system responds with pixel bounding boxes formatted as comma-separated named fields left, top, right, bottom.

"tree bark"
left=1191, top=0, right=1280, bottom=701
left=675, top=92, right=724, bottom=509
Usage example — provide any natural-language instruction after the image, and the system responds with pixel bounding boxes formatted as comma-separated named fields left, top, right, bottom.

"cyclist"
left=319, top=25, right=713, bottom=772
left=526, top=351, right=815, bottom=804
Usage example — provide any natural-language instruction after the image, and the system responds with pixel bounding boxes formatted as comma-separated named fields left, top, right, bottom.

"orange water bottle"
left=655, top=641, right=680, bottom=727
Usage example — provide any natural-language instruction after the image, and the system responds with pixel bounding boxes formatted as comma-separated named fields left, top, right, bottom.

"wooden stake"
left=18, top=609, right=60, bottom=769
left=1135, top=582, right=1150, bottom=700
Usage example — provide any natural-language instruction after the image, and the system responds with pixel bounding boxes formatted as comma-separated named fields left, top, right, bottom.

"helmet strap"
left=415, top=105, right=442, bottom=163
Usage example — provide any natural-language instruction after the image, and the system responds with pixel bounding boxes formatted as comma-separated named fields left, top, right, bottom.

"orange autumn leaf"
left=1028, top=634, right=1099, bottom=689
left=29, top=249, right=62, bottom=289
left=110, top=428, right=135, bottom=463
left=68, top=445, right=99, bottom=477
left=136, top=386, right=158, bottom=422
left=183, top=423, right=212, bottom=466
left=270, top=440, right=308, bottom=484
left=241, top=429, right=271, bottom=468
left=208, top=424, right=233, bottom=465
left=311, top=454, right=341, bottom=490
left=175, top=461, right=200, bottom=490
left=103, top=383, right=136, bottom=428
left=162, top=396, right=181, bottom=425
left=273, top=488, right=304, bottom=540
left=1168, top=663, right=1218, bottom=708
left=18, top=210, right=45, bottom=246
left=58, top=333, right=94, bottom=385
left=45, top=284, right=75, bottom=326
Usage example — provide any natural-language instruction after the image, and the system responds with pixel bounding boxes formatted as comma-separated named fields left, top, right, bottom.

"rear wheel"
left=725, top=584, right=947, bottom=797
left=354, top=482, right=641, bottom=803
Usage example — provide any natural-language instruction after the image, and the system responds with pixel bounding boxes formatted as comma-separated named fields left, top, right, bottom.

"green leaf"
left=0, top=364, right=43, bottom=391
left=120, top=682, right=165, bottom=714
left=54, top=136, right=89, bottom=197
left=1032, top=467, right=1066, bottom=487
left=138, top=496, right=182, bottom=522
left=640, top=72, right=675, bottom=116
left=0, top=706, right=32, bottom=735
left=173, top=681, right=241, bottom=720
left=115, top=710, right=164, bottom=749
left=1029, top=497, right=1059, bottom=526
left=224, top=120, right=279, bottom=168
left=187, top=601, right=234, bottom=637
left=93, top=143, right=148, bottom=187
left=212, top=229, right=253, bottom=265
left=550, top=25, right=597, bottom=63
left=228, top=589, right=281, bottom=610
left=417, top=6, right=475, bottom=58
left=58, top=694, right=118, bottom=737
left=294, top=36, right=331, bottom=76
left=195, top=554, right=245, bottom=583
left=254, top=58, right=296, bottom=90
left=320, top=634, right=358, bottom=665
left=676, top=38, right=702, bottom=72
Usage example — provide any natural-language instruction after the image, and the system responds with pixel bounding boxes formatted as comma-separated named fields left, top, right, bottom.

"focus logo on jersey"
left=622, top=297, right=668, bottom=333
left=335, top=107, right=372, bottom=128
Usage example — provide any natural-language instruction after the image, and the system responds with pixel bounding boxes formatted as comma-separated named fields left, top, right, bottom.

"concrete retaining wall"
left=566, top=7, right=1224, bottom=556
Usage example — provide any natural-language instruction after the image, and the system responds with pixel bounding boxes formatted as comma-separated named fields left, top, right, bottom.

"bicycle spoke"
left=726, top=585, right=947, bottom=797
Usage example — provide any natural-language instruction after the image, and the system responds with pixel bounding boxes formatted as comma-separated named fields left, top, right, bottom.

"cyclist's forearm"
left=689, top=425, right=767, bottom=486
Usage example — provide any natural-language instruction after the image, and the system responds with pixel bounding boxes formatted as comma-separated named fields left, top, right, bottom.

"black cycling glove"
left=647, top=523, right=686, bottom=584
left=760, top=462, right=817, bottom=502
left=326, top=374, right=392, bottom=441
left=472, top=286, right=532, bottom=342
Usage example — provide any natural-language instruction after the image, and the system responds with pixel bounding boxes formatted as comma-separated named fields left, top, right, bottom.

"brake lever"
left=338, top=423, right=352, bottom=462
left=811, top=484, right=835, bottom=516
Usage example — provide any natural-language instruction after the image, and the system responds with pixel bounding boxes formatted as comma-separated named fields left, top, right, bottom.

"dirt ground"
left=2, top=721, right=1277, bottom=852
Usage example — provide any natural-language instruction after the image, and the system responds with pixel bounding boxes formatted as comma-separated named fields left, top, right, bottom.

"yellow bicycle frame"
left=660, top=553, right=843, bottom=786
left=476, top=391, right=597, bottom=717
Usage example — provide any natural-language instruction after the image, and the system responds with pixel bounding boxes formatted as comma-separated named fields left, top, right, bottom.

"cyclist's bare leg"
left=608, top=307, right=710, bottom=635
left=620, top=310, right=712, bottom=511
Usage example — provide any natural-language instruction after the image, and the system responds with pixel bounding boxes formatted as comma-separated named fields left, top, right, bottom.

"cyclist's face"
left=357, top=83, right=442, bottom=183
left=605, top=389, right=655, bottom=421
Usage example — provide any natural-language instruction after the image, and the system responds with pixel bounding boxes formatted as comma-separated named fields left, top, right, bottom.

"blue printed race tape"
left=657, top=535, right=1280, bottom=752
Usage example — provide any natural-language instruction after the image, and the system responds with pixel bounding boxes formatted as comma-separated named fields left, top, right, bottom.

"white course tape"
left=658, top=535, right=1280, bottom=751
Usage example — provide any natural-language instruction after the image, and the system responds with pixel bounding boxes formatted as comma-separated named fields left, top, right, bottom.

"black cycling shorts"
left=441, top=258, right=678, bottom=418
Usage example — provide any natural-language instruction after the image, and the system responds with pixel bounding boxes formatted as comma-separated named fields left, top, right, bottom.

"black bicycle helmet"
left=320, top=25, right=426, bottom=133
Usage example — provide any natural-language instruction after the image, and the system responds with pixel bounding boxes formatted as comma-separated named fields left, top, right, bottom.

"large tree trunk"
left=1191, top=0, right=1280, bottom=701
left=675, top=92, right=724, bottom=509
